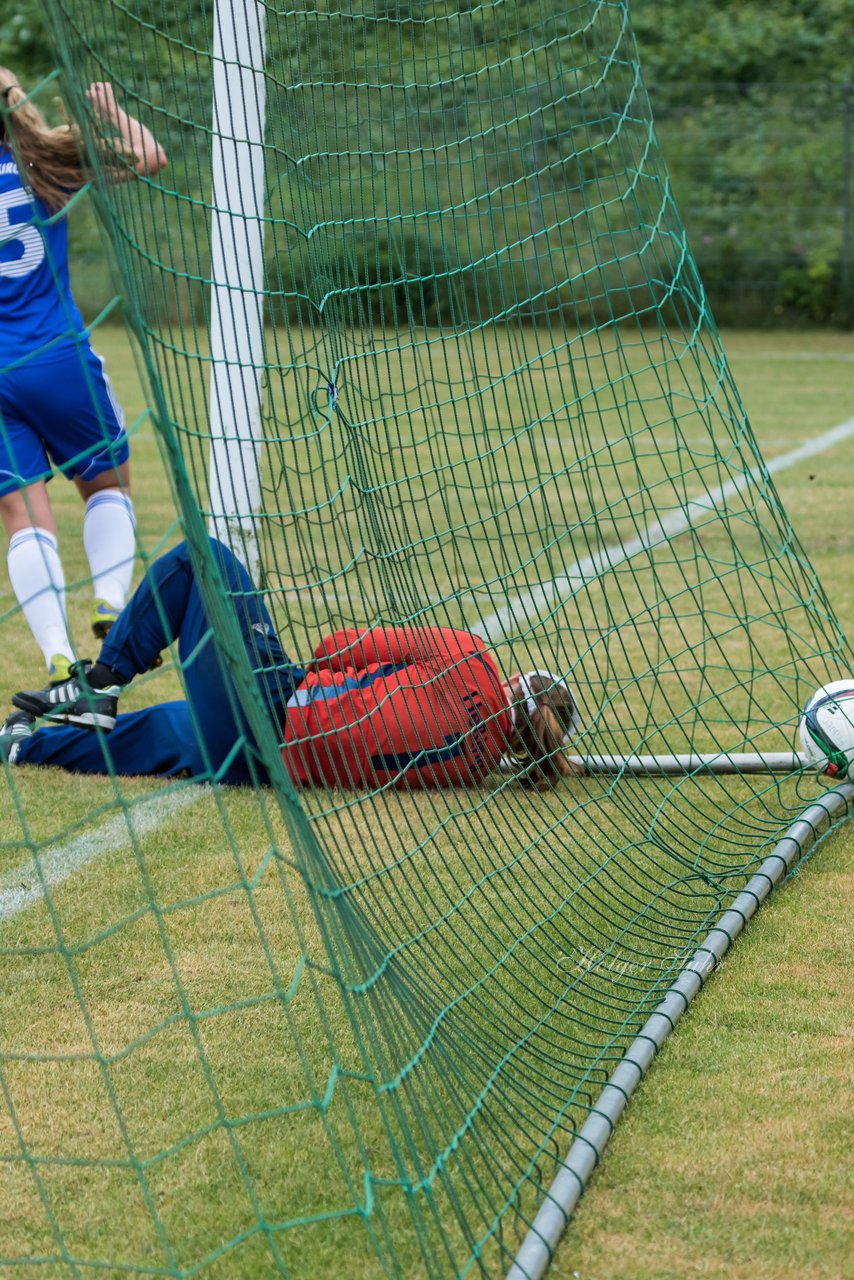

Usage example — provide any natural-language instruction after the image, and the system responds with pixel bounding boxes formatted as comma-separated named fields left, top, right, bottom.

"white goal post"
left=207, top=0, right=268, bottom=581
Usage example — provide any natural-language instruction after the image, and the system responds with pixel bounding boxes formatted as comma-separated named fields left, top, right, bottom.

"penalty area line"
left=0, top=786, right=205, bottom=924
left=475, top=415, right=854, bottom=644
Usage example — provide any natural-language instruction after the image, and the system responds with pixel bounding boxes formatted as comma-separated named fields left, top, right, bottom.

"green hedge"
left=3, top=0, right=851, bottom=328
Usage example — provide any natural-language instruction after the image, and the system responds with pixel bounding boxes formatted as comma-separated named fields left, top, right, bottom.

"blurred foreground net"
left=1, top=2, right=850, bottom=1275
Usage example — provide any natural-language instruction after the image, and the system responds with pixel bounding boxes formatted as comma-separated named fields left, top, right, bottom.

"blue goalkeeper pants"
left=16, top=539, right=301, bottom=785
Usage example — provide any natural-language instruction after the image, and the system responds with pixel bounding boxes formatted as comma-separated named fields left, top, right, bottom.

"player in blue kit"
left=0, top=68, right=166, bottom=679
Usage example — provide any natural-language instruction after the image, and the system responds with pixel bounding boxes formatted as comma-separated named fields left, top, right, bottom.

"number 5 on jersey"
left=0, top=189, right=46, bottom=278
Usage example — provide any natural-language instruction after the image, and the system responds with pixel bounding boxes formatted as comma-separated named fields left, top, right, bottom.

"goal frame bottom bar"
left=571, top=751, right=805, bottom=775
left=506, top=781, right=854, bottom=1280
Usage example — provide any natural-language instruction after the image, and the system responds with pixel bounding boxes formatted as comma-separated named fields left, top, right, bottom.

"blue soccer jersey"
left=0, top=142, right=86, bottom=362
left=0, top=143, right=128, bottom=493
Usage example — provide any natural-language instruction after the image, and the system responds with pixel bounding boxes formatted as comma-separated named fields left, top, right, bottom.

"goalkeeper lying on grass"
left=0, top=539, right=582, bottom=789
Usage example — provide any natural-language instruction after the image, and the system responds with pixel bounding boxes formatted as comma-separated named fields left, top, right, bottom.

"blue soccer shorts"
left=0, top=340, right=130, bottom=496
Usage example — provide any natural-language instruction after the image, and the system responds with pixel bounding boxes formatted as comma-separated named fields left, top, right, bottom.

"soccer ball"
left=799, top=680, right=854, bottom=778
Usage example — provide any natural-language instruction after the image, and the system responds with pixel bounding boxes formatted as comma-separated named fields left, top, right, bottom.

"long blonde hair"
left=0, top=68, right=127, bottom=211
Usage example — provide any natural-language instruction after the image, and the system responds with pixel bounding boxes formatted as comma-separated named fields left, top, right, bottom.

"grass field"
left=549, top=332, right=854, bottom=1280
left=1, top=326, right=852, bottom=1278
left=553, top=827, right=854, bottom=1280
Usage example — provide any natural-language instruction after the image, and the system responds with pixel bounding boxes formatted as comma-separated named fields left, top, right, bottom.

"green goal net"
left=1, top=2, right=850, bottom=1276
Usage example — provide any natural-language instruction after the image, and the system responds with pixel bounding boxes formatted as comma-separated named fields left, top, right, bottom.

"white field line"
left=0, top=787, right=204, bottom=924
left=475, top=415, right=854, bottom=644
left=756, top=351, right=854, bottom=362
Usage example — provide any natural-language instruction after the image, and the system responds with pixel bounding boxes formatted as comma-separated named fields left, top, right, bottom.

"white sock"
left=83, top=489, right=136, bottom=607
left=7, top=527, right=75, bottom=668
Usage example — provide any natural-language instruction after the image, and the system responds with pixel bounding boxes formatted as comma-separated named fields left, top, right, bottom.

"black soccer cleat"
left=12, top=660, right=120, bottom=732
left=0, top=710, right=35, bottom=763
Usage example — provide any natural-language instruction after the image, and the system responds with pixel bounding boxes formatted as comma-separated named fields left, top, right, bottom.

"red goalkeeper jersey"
left=281, top=625, right=512, bottom=789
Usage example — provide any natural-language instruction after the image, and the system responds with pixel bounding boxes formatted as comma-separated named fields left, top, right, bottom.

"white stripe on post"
left=208, top=0, right=268, bottom=580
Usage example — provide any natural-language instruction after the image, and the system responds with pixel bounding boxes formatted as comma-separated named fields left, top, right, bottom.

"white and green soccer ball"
left=799, top=680, right=854, bottom=779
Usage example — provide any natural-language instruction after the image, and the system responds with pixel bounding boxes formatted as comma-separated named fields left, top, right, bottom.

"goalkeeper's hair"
left=511, top=675, right=578, bottom=786
left=0, top=67, right=130, bottom=212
